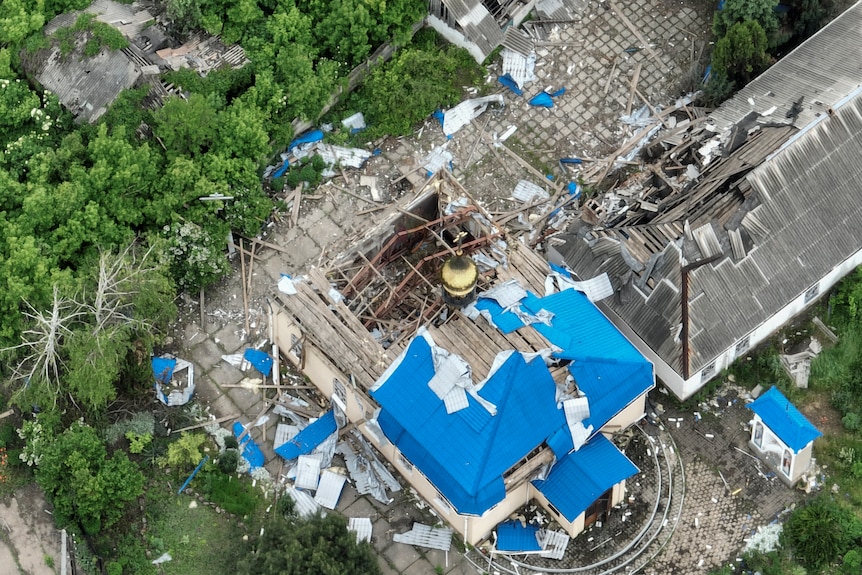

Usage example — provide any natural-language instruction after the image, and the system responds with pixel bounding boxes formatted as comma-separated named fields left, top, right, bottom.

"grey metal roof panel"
left=707, top=1, right=862, bottom=133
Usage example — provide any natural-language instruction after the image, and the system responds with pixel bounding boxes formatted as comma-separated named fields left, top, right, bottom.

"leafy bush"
left=217, top=449, right=240, bottom=474
left=237, top=513, right=380, bottom=575
left=161, top=432, right=208, bottom=472
left=348, top=31, right=484, bottom=140
left=106, top=412, right=156, bottom=444
left=284, top=155, right=327, bottom=189
left=157, top=221, right=231, bottom=292
left=782, top=495, right=861, bottom=569
left=34, top=420, right=145, bottom=535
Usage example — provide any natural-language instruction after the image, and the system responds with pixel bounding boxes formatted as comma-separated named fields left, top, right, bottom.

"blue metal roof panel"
left=547, top=426, right=574, bottom=458
left=747, top=386, right=822, bottom=452
left=533, top=434, right=639, bottom=522
left=371, top=336, right=566, bottom=515
left=274, top=410, right=337, bottom=460
left=474, top=298, right=526, bottom=333
left=569, top=359, right=654, bottom=430
left=496, top=521, right=542, bottom=552
left=525, top=289, right=645, bottom=363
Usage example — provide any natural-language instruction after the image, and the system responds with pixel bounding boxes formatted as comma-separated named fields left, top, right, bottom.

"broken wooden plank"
left=626, top=62, right=642, bottom=116
left=239, top=238, right=250, bottom=335
left=171, top=414, right=238, bottom=434
left=290, top=184, right=303, bottom=227
left=497, top=142, right=563, bottom=195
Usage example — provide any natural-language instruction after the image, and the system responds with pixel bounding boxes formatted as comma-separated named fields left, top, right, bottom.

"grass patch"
left=144, top=478, right=247, bottom=575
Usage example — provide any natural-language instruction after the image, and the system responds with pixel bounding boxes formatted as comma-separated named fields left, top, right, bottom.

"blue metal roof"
left=525, top=289, right=654, bottom=430
left=524, top=289, right=646, bottom=363
left=533, top=434, right=639, bottom=522
left=570, top=359, right=654, bottom=430
left=371, top=336, right=566, bottom=515
left=496, top=521, right=541, bottom=552
left=747, top=386, right=822, bottom=453
left=275, top=410, right=337, bottom=460
left=474, top=297, right=525, bottom=333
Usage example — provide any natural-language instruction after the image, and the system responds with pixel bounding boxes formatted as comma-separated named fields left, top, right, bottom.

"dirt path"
left=0, top=484, right=62, bottom=575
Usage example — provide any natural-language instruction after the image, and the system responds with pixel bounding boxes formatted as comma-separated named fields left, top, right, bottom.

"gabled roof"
left=533, top=433, right=638, bottom=522
left=526, top=288, right=647, bottom=364
left=747, top=386, right=822, bottom=452
left=274, top=410, right=337, bottom=460
left=371, top=334, right=566, bottom=515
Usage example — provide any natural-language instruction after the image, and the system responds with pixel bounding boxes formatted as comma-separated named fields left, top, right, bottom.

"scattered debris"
left=152, top=355, right=195, bottom=406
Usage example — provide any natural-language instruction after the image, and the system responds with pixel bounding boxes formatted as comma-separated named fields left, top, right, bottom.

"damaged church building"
left=549, top=1, right=862, bottom=400
left=271, top=171, right=654, bottom=545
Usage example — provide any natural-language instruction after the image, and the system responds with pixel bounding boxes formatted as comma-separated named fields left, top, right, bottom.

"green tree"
left=314, top=0, right=375, bottom=66
left=782, top=495, right=862, bottom=569
left=166, top=0, right=204, bottom=32
left=236, top=513, right=381, bottom=575
left=353, top=40, right=483, bottom=139
left=714, top=0, right=780, bottom=41
left=154, top=93, right=219, bottom=159
left=712, top=20, right=770, bottom=88
left=0, top=0, right=45, bottom=45
left=34, top=420, right=145, bottom=535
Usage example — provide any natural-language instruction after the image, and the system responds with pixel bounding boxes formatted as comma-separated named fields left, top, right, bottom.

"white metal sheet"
left=314, top=470, right=347, bottom=510
left=295, top=454, right=321, bottom=490
left=349, top=517, right=373, bottom=543
left=538, top=529, right=570, bottom=560
left=393, top=523, right=453, bottom=551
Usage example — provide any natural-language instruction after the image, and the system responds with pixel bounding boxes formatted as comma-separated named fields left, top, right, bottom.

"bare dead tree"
left=2, top=286, right=87, bottom=407
left=87, top=243, right=157, bottom=335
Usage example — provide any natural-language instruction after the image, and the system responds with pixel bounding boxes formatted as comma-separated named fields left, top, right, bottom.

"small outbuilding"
left=747, top=386, right=822, bottom=486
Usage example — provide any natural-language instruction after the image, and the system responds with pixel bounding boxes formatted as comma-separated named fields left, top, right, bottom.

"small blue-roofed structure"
left=275, top=410, right=337, bottom=461
left=495, top=521, right=542, bottom=553
left=747, top=386, right=822, bottom=486
left=152, top=355, right=195, bottom=406
left=533, top=434, right=638, bottom=525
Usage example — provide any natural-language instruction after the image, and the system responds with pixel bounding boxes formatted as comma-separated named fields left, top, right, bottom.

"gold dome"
left=441, top=252, right=478, bottom=304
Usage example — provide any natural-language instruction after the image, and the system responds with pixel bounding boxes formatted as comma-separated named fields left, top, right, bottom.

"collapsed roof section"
left=551, top=6, right=862, bottom=391
left=23, top=0, right=249, bottom=123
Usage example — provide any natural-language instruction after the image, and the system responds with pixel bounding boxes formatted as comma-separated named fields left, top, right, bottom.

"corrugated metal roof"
left=372, top=285, right=654, bottom=515
left=393, top=523, right=453, bottom=550
left=372, top=336, right=566, bottom=515
left=533, top=434, right=639, bottom=522
left=708, top=2, right=862, bottom=133
left=538, top=529, right=570, bottom=560
left=285, top=486, right=321, bottom=518
left=526, top=288, right=649, bottom=364
left=275, top=410, right=337, bottom=460
left=496, top=521, right=542, bottom=552
left=314, top=470, right=347, bottom=509
left=569, top=359, right=655, bottom=430
left=747, top=386, right=822, bottom=452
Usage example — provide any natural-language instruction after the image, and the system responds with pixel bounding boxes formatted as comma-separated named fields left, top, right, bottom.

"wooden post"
left=239, top=238, right=250, bottom=335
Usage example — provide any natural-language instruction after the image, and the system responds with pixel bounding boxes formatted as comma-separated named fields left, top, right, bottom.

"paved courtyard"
left=167, top=1, right=812, bottom=573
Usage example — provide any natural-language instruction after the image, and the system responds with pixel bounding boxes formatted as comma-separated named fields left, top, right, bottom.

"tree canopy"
left=33, top=420, right=145, bottom=535
left=237, top=513, right=381, bottom=575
